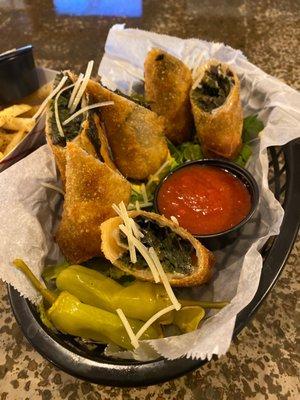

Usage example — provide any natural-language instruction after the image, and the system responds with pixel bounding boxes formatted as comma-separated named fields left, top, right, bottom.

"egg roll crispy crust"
left=87, top=80, right=169, bottom=180
left=191, top=60, right=243, bottom=159
left=56, top=142, right=131, bottom=264
left=144, top=48, right=193, bottom=144
left=45, top=72, right=116, bottom=186
left=101, top=210, right=214, bottom=287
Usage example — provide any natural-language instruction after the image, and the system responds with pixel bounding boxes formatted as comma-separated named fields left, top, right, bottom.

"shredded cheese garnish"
left=149, top=247, right=181, bottom=311
left=41, top=182, right=65, bottom=195
left=141, top=183, right=148, bottom=203
left=62, top=101, right=114, bottom=126
left=135, top=305, right=176, bottom=340
left=147, top=159, right=170, bottom=186
left=116, top=309, right=139, bottom=349
left=112, top=202, right=136, bottom=263
left=33, top=75, right=69, bottom=120
left=68, top=73, right=84, bottom=109
left=54, top=83, right=76, bottom=137
left=129, top=219, right=144, bottom=239
left=127, top=201, right=153, bottom=210
left=69, top=60, right=94, bottom=114
left=170, top=216, right=179, bottom=226
left=119, top=224, right=160, bottom=283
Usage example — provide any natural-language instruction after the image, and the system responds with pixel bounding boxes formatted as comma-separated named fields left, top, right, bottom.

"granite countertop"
left=0, top=0, right=299, bottom=399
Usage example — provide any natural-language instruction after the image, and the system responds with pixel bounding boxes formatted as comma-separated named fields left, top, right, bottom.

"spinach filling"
left=192, top=64, right=234, bottom=113
left=114, top=89, right=150, bottom=109
left=87, top=114, right=102, bottom=159
left=50, top=73, right=84, bottom=146
left=119, top=217, right=194, bottom=275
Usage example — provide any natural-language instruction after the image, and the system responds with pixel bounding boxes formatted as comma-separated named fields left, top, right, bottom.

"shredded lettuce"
left=242, top=115, right=264, bottom=143
left=234, top=115, right=264, bottom=166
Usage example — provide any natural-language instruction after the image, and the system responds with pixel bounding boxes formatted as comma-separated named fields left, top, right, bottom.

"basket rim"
left=7, top=138, right=300, bottom=387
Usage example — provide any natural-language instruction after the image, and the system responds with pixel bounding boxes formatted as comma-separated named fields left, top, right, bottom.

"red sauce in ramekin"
left=157, top=165, right=251, bottom=235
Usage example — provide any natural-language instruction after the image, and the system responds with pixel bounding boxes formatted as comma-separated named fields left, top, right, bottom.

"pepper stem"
left=180, top=300, right=229, bottom=309
left=13, top=259, right=56, bottom=305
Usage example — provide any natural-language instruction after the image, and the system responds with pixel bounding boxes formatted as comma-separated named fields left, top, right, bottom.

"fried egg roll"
left=144, top=49, right=193, bottom=144
left=46, top=72, right=116, bottom=185
left=101, top=211, right=214, bottom=287
left=56, top=143, right=131, bottom=264
left=190, top=60, right=243, bottom=159
left=87, top=80, right=169, bottom=180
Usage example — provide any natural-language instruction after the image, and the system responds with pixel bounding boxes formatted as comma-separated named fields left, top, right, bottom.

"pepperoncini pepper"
left=56, top=265, right=173, bottom=321
left=13, top=259, right=161, bottom=350
left=56, top=265, right=227, bottom=325
left=48, top=291, right=161, bottom=350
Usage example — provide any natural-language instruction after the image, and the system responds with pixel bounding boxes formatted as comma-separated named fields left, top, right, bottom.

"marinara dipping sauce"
left=156, top=165, right=252, bottom=235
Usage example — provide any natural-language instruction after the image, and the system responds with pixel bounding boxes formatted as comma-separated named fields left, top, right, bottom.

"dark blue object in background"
left=54, top=0, right=142, bottom=17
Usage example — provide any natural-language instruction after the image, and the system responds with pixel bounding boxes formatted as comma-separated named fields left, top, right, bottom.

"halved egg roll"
left=56, top=142, right=131, bottom=264
left=190, top=60, right=243, bottom=159
left=144, top=49, right=193, bottom=144
left=46, top=71, right=116, bottom=185
left=101, top=210, right=214, bottom=287
left=87, top=80, right=169, bottom=180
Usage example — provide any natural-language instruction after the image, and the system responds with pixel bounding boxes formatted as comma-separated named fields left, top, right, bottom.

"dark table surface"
left=0, top=0, right=299, bottom=399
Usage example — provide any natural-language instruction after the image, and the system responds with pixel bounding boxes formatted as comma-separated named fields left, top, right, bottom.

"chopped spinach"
left=191, top=64, right=234, bottom=113
left=114, top=89, right=150, bottom=109
left=49, top=73, right=84, bottom=146
left=87, top=113, right=102, bottom=159
left=120, top=217, right=194, bottom=275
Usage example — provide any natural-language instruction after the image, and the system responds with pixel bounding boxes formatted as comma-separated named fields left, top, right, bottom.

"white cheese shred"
left=135, top=305, right=176, bottom=340
left=119, top=225, right=160, bottom=283
left=170, top=216, right=179, bottom=226
left=141, top=183, right=148, bottom=203
left=116, top=308, right=139, bottom=349
left=62, top=101, right=114, bottom=126
left=129, top=219, right=144, bottom=239
left=54, top=83, right=76, bottom=137
left=112, top=202, right=136, bottom=263
left=127, top=201, right=153, bottom=210
left=68, top=73, right=84, bottom=109
left=69, top=60, right=94, bottom=114
left=41, top=183, right=65, bottom=195
left=147, top=159, right=170, bottom=185
left=149, top=247, right=181, bottom=311
left=32, top=75, right=69, bottom=120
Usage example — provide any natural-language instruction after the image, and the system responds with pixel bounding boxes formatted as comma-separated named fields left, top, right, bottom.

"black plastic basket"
left=8, top=139, right=300, bottom=387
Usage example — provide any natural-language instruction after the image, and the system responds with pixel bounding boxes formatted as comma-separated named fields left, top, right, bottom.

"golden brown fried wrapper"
left=190, top=60, right=243, bottom=159
left=144, top=49, right=193, bottom=144
left=87, top=80, right=169, bottom=180
left=46, top=72, right=116, bottom=185
left=101, top=210, right=214, bottom=287
left=56, top=142, right=131, bottom=264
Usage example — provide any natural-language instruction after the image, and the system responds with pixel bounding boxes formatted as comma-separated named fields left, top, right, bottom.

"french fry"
left=0, top=104, right=31, bottom=118
left=0, top=132, right=13, bottom=152
left=20, top=105, right=40, bottom=118
left=3, top=130, right=26, bottom=156
left=0, top=116, right=35, bottom=131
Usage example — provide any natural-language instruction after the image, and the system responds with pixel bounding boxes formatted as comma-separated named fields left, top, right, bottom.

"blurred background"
left=0, top=0, right=298, bottom=88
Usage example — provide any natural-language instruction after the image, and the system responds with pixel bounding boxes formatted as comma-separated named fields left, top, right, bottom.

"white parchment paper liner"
left=0, top=25, right=299, bottom=361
